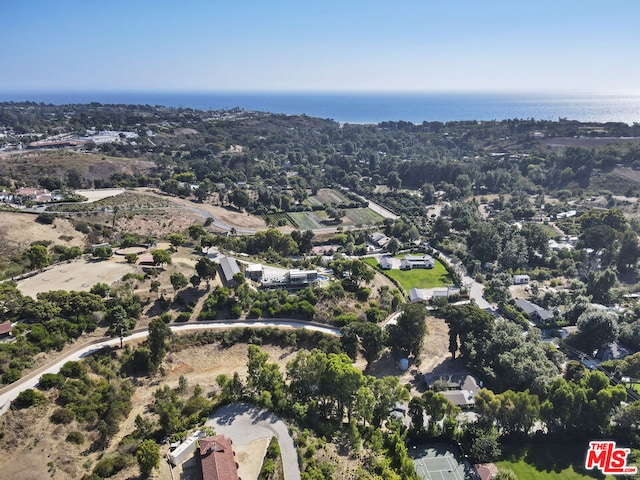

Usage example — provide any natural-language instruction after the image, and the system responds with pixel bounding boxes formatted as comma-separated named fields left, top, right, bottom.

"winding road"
left=0, top=320, right=340, bottom=416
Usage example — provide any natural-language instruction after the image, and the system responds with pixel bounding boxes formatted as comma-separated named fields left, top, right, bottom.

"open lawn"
left=364, top=257, right=453, bottom=291
left=497, top=443, right=619, bottom=480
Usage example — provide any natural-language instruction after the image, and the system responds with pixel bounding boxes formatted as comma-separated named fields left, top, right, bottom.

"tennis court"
left=411, top=443, right=476, bottom=480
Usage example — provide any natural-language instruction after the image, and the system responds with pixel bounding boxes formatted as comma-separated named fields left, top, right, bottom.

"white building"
left=379, top=256, right=394, bottom=270
left=400, top=254, right=434, bottom=270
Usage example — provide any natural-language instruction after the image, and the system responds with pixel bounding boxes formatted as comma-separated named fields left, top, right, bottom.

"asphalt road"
left=206, top=402, right=301, bottom=480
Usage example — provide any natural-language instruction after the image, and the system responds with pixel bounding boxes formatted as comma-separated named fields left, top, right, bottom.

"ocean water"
left=2, top=91, right=640, bottom=125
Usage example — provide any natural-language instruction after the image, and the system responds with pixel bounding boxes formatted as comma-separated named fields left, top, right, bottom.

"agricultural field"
left=307, top=188, right=350, bottom=206
left=344, top=207, right=384, bottom=226
left=364, top=257, right=453, bottom=292
left=287, top=211, right=325, bottom=230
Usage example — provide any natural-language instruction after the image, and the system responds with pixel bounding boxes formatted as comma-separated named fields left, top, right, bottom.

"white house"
left=400, top=254, right=434, bottom=270
left=379, top=256, right=394, bottom=270
left=513, top=274, right=530, bottom=285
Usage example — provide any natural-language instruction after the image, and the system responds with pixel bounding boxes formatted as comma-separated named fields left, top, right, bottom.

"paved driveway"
left=206, top=403, right=300, bottom=480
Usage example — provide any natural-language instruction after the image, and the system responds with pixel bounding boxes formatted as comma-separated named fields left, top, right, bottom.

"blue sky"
left=1, top=0, right=639, bottom=93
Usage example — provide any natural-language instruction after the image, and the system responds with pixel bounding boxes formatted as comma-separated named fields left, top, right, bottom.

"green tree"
left=124, top=253, right=138, bottom=264
left=387, top=303, right=428, bottom=359
left=168, top=233, right=185, bottom=248
left=386, top=237, right=400, bottom=255
left=25, top=244, right=50, bottom=270
left=170, top=272, right=188, bottom=298
left=93, top=245, right=113, bottom=259
left=350, top=260, right=374, bottom=287
left=136, top=439, right=160, bottom=477
left=229, top=188, right=251, bottom=211
left=574, top=308, right=619, bottom=354
left=151, top=249, right=172, bottom=267
left=343, top=322, right=386, bottom=369
left=147, top=317, right=171, bottom=372
left=196, top=257, right=217, bottom=287
left=107, top=305, right=135, bottom=348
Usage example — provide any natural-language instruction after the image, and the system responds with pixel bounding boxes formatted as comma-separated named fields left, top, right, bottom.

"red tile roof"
left=198, top=435, right=239, bottom=480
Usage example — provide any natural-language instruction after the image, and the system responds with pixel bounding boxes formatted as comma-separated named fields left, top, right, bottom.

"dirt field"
left=136, top=188, right=268, bottom=232
left=0, top=210, right=86, bottom=261
left=74, top=188, right=125, bottom=202
left=16, top=257, right=136, bottom=297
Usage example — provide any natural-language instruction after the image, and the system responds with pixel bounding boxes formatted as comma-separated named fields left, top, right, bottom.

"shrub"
left=60, top=361, right=87, bottom=379
left=160, top=312, right=173, bottom=323
left=51, top=407, right=75, bottom=424
left=356, top=287, right=371, bottom=301
left=66, top=431, right=85, bottom=444
left=92, top=453, right=134, bottom=478
left=36, top=212, right=56, bottom=225
left=13, top=389, right=46, bottom=409
left=2, top=368, right=22, bottom=384
left=39, top=373, right=65, bottom=390
left=176, top=312, right=191, bottom=322
left=334, top=313, right=358, bottom=326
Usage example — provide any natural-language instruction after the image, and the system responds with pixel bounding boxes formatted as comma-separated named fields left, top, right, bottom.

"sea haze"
left=2, top=91, right=640, bottom=125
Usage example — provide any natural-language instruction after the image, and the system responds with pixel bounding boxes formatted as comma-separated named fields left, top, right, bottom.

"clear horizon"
left=2, top=1, right=640, bottom=94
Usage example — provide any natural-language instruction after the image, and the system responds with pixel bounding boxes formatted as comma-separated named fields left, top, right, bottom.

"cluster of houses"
left=0, top=187, right=59, bottom=204
left=216, top=254, right=320, bottom=290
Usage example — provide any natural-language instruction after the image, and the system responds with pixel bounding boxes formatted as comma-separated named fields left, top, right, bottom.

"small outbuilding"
left=513, top=274, right=530, bottom=285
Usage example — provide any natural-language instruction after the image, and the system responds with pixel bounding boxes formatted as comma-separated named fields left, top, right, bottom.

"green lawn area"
left=497, top=443, right=618, bottom=480
left=364, top=256, right=453, bottom=291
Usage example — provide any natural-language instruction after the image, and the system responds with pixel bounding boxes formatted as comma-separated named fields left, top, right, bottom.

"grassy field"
left=364, top=256, right=453, bottom=291
left=344, top=207, right=384, bottom=226
left=496, top=443, right=619, bottom=480
left=287, top=211, right=323, bottom=230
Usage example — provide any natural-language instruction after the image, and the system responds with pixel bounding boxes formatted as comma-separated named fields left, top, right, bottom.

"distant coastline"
left=1, top=91, right=640, bottom=125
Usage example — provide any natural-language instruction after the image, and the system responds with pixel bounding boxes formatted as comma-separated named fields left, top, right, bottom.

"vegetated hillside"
left=0, top=150, right=156, bottom=188
left=0, top=211, right=86, bottom=263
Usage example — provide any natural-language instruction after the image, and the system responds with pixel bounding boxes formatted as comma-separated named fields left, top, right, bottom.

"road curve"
left=0, top=320, right=340, bottom=416
left=207, top=403, right=301, bottom=480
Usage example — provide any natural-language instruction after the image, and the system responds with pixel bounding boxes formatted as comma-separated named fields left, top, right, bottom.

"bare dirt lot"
left=16, top=257, right=137, bottom=297
left=74, top=188, right=125, bottom=202
left=136, top=188, right=268, bottom=232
